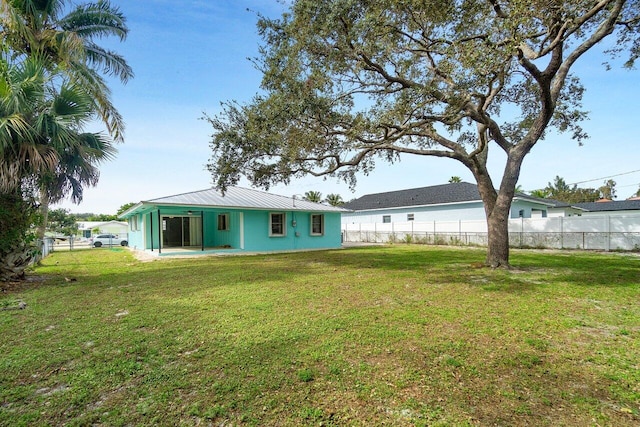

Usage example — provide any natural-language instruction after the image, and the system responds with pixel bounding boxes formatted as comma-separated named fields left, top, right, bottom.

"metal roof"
left=120, top=186, right=348, bottom=218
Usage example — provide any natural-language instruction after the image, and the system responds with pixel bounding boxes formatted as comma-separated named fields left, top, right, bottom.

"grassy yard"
left=1, top=245, right=639, bottom=426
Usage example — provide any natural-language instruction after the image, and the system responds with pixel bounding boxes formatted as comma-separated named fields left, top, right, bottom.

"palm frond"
left=84, top=42, right=133, bottom=82
left=59, top=0, right=128, bottom=41
left=67, top=64, right=124, bottom=141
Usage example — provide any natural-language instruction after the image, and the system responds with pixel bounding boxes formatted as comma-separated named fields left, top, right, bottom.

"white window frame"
left=269, top=212, right=286, bottom=237
left=217, top=213, right=230, bottom=231
left=310, top=214, right=324, bottom=236
left=407, top=214, right=414, bottom=221
left=129, top=216, right=139, bottom=231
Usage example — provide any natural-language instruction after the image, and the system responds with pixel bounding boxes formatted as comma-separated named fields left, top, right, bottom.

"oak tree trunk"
left=473, top=153, right=523, bottom=269
left=486, top=207, right=510, bottom=268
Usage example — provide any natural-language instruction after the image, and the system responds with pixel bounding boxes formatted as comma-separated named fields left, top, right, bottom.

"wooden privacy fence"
left=342, top=215, right=640, bottom=251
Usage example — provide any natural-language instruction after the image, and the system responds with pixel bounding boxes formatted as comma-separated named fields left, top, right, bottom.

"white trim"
left=310, top=213, right=325, bottom=236
left=269, top=212, right=287, bottom=237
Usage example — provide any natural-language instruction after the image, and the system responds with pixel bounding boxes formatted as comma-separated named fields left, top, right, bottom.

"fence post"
left=605, top=215, right=611, bottom=252
left=520, top=216, right=524, bottom=248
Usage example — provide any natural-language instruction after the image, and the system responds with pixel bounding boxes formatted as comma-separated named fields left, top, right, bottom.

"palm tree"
left=303, top=190, right=322, bottom=203
left=0, top=0, right=130, bottom=279
left=529, top=189, right=549, bottom=199
left=0, top=55, right=116, bottom=279
left=324, top=193, right=344, bottom=206
left=35, top=78, right=117, bottom=237
left=0, top=55, right=50, bottom=192
left=1, top=0, right=130, bottom=235
left=0, top=55, right=50, bottom=279
left=448, top=176, right=462, bottom=183
left=0, top=0, right=133, bottom=141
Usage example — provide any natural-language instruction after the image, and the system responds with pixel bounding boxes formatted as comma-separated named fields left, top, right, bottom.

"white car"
left=91, top=234, right=128, bottom=248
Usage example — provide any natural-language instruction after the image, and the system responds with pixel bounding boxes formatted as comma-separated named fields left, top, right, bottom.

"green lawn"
left=1, top=245, right=639, bottom=426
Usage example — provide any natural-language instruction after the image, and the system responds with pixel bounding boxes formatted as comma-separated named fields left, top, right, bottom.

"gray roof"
left=121, top=186, right=347, bottom=218
left=343, top=182, right=481, bottom=210
left=572, top=200, right=640, bottom=212
left=342, top=182, right=552, bottom=211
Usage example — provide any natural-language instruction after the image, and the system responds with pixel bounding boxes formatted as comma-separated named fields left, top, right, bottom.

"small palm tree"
left=448, top=176, right=462, bottom=183
left=529, top=189, right=550, bottom=199
left=35, top=79, right=116, bottom=237
left=324, top=193, right=344, bottom=206
left=303, top=190, right=322, bottom=203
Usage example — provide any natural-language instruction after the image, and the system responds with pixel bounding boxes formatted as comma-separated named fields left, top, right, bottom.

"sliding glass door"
left=162, top=216, right=202, bottom=247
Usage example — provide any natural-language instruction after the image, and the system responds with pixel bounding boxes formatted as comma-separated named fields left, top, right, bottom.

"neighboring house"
left=76, top=220, right=129, bottom=239
left=545, top=200, right=587, bottom=217
left=118, top=186, right=347, bottom=255
left=573, top=199, right=640, bottom=216
left=547, top=199, right=640, bottom=217
left=342, top=182, right=554, bottom=224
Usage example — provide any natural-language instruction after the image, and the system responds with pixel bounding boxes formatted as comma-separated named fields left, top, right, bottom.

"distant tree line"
left=529, top=176, right=618, bottom=203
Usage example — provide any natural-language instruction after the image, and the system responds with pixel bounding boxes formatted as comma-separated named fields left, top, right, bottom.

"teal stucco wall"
left=125, top=206, right=342, bottom=253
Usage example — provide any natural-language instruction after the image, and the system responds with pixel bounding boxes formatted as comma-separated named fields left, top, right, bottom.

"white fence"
left=341, top=214, right=640, bottom=251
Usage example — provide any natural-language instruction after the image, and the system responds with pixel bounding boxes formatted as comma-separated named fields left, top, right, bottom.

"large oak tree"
left=206, top=0, right=640, bottom=267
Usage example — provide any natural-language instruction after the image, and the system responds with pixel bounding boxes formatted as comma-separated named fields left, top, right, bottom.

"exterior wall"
left=510, top=200, right=549, bottom=219
left=126, top=206, right=342, bottom=253
left=203, top=211, right=240, bottom=248
left=342, top=201, right=487, bottom=224
left=342, top=199, right=549, bottom=225
left=242, top=210, right=341, bottom=252
left=547, top=207, right=585, bottom=217
left=127, top=213, right=145, bottom=250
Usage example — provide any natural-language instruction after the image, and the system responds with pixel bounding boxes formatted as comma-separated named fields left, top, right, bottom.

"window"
left=407, top=214, right=414, bottom=221
left=129, top=216, right=139, bottom=231
left=217, top=213, right=230, bottom=231
left=382, top=215, right=391, bottom=223
left=310, top=214, right=324, bottom=236
left=270, top=212, right=286, bottom=236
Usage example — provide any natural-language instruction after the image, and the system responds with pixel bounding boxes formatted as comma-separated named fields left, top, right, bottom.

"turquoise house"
left=119, top=186, right=347, bottom=256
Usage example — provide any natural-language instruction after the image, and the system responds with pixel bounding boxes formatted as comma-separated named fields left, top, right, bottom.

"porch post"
left=150, top=213, right=154, bottom=251
left=201, top=210, right=204, bottom=251
left=158, top=210, right=162, bottom=254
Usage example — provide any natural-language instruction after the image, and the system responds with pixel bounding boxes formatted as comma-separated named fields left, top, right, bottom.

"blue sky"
left=55, top=1, right=640, bottom=214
